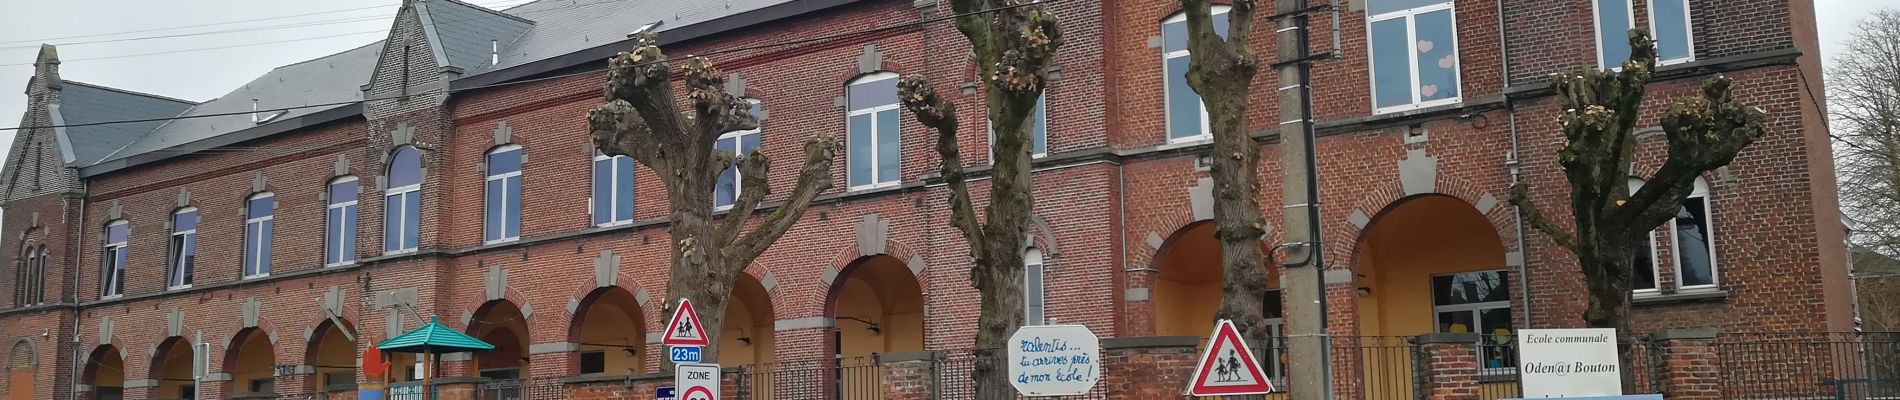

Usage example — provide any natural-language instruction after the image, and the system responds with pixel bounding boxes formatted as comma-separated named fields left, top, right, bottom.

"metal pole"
left=1270, top=0, right=1333, bottom=398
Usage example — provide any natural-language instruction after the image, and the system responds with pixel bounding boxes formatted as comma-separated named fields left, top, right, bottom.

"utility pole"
left=1268, top=0, right=1336, bottom=398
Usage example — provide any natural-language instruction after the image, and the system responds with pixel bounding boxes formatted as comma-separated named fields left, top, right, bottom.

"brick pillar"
left=1124, top=271, right=1158, bottom=336
left=1654, top=328, right=1720, bottom=400
left=1413, top=333, right=1480, bottom=400
left=1101, top=336, right=1199, bottom=400
left=877, top=351, right=936, bottom=400
left=198, top=374, right=232, bottom=400
left=275, top=364, right=317, bottom=394
left=429, top=378, right=480, bottom=400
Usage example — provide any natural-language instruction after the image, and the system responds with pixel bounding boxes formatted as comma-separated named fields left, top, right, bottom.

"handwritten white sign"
left=1007, top=324, right=1101, bottom=396
left=1519, top=328, right=1623, bottom=397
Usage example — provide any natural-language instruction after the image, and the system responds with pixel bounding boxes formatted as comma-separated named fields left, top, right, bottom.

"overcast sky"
left=0, top=0, right=1888, bottom=158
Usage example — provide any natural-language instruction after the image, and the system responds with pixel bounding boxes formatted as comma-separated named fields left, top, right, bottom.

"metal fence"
left=1720, top=332, right=1900, bottom=399
left=933, top=349, right=1111, bottom=400
left=727, top=356, right=884, bottom=400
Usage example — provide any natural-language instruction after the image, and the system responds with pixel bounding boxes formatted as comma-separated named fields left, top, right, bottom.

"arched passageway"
left=1352, top=194, right=1515, bottom=398
left=718, top=274, right=774, bottom=366
left=308, top=320, right=356, bottom=389
left=829, top=255, right=925, bottom=358
left=82, top=346, right=122, bottom=400
left=1151, top=221, right=1284, bottom=339
left=572, top=288, right=648, bottom=375
left=150, top=338, right=194, bottom=399
left=227, top=328, right=276, bottom=394
left=469, top=300, right=530, bottom=380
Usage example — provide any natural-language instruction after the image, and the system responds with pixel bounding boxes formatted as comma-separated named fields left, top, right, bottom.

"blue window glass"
left=848, top=75, right=900, bottom=188
left=1650, top=0, right=1692, bottom=62
left=389, top=147, right=421, bottom=188
left=402, top=192, right=421, bottom=249
left=1369, top=2, right=1460, bottom=112
left=1160, top=8, right=1228, bottom=141
left=385, top=147, right=422, bottom=252
left=875, top=110, right=900, bottom=185
left=1032, top=97, right=1047, bottom=156
left=485, top=145, right=523, bottom=242
left=848, top=114, right=874, bottom=187
left=244, top=195, right=273, bottom=278
left=1596, top=0, right=1634, bottom=69
left=170, top=209, right=197, bottom=288
left=1414, top=10, right=1458, bottom=102
left=327, top=178, right=358, bottom=266
left=102, top=222, right=128, bottom=297
left=593, top=156, right=614, bottom=225
left=614, top=157, right=634, bottom=222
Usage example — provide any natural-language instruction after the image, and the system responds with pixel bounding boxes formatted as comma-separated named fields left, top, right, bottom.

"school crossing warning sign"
left=1185, top=319, right=1275, bottom=396
left=662, top=298, right=710, bottom=346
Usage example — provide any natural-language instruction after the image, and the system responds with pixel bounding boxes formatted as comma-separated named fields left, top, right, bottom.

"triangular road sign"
left=663, top=298, right=710, bottom=346
left=1186, top=319, right=1275, bottom=396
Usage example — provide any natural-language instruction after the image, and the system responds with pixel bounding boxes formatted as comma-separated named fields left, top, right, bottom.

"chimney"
left=251, top=99, right=260, bottom=124
left=490, top=40, right=499, bottom=65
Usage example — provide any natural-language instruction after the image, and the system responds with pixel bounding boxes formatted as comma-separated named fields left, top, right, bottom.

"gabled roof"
left=417, top=0, right=533, bottom=72
left=474, top=0, right=797, bottom=75
left=51, top=81, right=196, bottom=165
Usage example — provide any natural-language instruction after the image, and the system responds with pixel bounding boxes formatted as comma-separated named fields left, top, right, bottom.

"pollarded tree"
left=1510, top=29, right=1764, bottom=377
left=588, top=32, right=838, bottom=362
left=895, top=0, right=1059, bottom=395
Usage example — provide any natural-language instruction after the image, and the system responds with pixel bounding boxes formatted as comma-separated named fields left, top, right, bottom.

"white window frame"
left=485, top=145, right=523, bottom=244
left=326, top=177, right=359, bottom=267
left=1429, top=270, right=1512, bottom=373
left=1024, top=247, right=1045, bottom=325
left=1593, top=0, right=1636, bottom=70
left=715, top=104, right=762, bottom=211
left=1366, top=1, right=1462, bottom=114
left=1647, top=0, right=1696, bottom=66
left=591, top=153, right=636, bottom=227
left=1669, top=177, right=1718, bottom=290
left=168, top=208, right=198, bottom=290
left=988, top=94, right=1050, bottom=162
left=847, top=72, right=902, bottom=190
left=101, top=220, right=127, bottom=299
left=243, top=193, right=273, bottom=279
left=1263, top=289, right=1286, bottom=389
left=1161, top=7, right=1228, bottom=143
left=385, top=147, right=422, bottom=254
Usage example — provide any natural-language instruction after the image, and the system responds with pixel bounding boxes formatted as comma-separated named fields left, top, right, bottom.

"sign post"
left=1185, top=319, right=1274, bottom=396
left=675, top=363, right=720, bottom=400
left=1006, top=325, right=1102, bottom=396
left=1518, top=328, right=1623, bottom=397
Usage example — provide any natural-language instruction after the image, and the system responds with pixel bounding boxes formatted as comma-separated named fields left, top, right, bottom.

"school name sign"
left=1519, top=328, right=1623, bottom=397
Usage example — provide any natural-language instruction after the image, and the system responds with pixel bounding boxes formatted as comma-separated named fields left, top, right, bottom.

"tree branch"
left=606, top=32, right=691, bottom=149
left=682, top=56, right=759, bottom=141
left=1511, top=183, right=1579, bottom=252
left=726, top=133, right=838, bottom=266
left=717, top=149, right=771, bottom=243
left=589, top=99, right=663, bottom=168
left=898, top=74, right=985, bottom=247
left=1616, top=76, right=1767, bottom=230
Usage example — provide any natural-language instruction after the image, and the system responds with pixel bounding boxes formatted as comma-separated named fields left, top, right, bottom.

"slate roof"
left=477, top=0, right=796, bottom=74
left=92, top=42, right=382, bottom=165
left=52, top=81, right=197, bottom=165
left=418, top=0, right=533, bottom=72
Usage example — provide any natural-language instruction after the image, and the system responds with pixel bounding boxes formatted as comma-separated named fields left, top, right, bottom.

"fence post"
left=1653, top=328, right=1720, bottom=400
left=878, top=351, right=937, bottom=400
left=1412, top=333, right=1480, bottom=400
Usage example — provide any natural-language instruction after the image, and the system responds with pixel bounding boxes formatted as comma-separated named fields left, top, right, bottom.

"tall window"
left=847, top=72, right=901, bottom=189
left=1594, top=0, right=1636, bottom=69
left=591, top=153, right=635, bottom=226
left=989, top=95, right=1049, bottom=161
left=1368, top=0, right=1460, bottom=113
left=385, top=147, right=422, bottom=252
left=168, top=208, right=198, bottom=289
left=1630, top=178, right=1661, bottom=292
left=1672, top=178, right=1717, bottom=288
left=1648, top=0, right=1693, bottom=64
left=717, top=99, right=764, bottom=209
left=1432, top=270, right=1513, bottom=370
left=1263, top=289, right=1287, bottom=387
left=1024, top=248, right=1045, bottom=325
left=101, top=221, right=127, bottom=298
left=15, top=246, right=44, bottom=306
left=484, top=145, right=523, bottom=243
left=1161, top=8, right=1228, bottom=142
left=243, top=194, right=274, bottom=278
left=327, top=177, right=359, bottom=266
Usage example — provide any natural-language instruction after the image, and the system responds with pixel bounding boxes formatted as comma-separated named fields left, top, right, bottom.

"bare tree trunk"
left=589, top=34, right=838, bottom=363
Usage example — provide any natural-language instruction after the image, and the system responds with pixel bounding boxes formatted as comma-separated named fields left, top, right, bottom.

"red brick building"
left=0, top=0, right=1846, bottom=398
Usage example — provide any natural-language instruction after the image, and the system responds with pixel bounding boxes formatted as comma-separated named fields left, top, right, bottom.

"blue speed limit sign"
left=669, top=346, right=702, bottom=363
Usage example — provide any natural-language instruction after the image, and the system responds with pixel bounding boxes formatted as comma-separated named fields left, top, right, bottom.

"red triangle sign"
left=662, top=298, right=710, bottom=346
left=1186, top=319, right=1276, bottom=395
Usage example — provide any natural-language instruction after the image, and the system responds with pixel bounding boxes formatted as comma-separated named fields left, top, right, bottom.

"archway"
left=571, top=288, right=647, bottom=375
left=468, top=300, right=530, bottom=380
left=227, top=328, right=276, bottom=394
left=1150, top=221, right=1284, bottom=339
left=1352, top=194, right=1513, bottom=398
left=718, top=274, right=774, bottom=366
left=7, top=341, right=33, bottom=400
left=307, top=320, right=356, bottom=390
left=828, top=255, right=925, bottom=358
left=82, top=346, right=122, bottom=400
left=150, top=338, right=194, bottom=399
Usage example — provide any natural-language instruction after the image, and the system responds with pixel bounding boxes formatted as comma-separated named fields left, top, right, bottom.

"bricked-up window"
left=591, top=152, right=635, bottom=226
left=1368, top=0, right=1461, bottom=113
left=988, top=95, right=1049, bottom=161
left=326, top=177, right=359, bottom=266
left=484, top=145, right=523, bottom=243
left=1431, top=270, right=1513, bottom=370
left=101, top=220, right=127, bottom=298
left=1024, top=247, right=1045, bottom=325
left=846, top=72, right=902, bottom=189
left=1161, top=7, right=1228, bottom=142
left=1594, top=0, right=1636, bottom=69
left=243, top=193, right=274, bottom=279
left=168, top=208, right=198, bottom=290
left=716, top=99, right=765, bottom=209
left=1648, top=0, right=1693, bottom=65
left=14, top=246, right=44, bottom=306
left=384, top=146, right=422, bottom=252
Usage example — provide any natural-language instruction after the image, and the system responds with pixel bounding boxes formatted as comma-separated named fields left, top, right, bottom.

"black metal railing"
left=933, top=349, right=1112, bottom=400
left=728, top=356, right=882, bottom=400
left=1719, top=332, right=1900, bottom=399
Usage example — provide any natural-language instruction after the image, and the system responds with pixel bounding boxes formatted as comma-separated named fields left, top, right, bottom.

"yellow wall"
left=230, top=331, right=275, bottom=392
left=312, top=325, right=355, bottom=387
left=472, top=301, right=529, bottom=376
left=1354, top=195, right=1507, bottom=337
left=578, top=290, right=646, bottom=375
left=155, top=340, right=193, bottom=398
left=835, top=256, right=924, bottom=358
left=90, top=348, right=123, bottom=388
left=717, top=276, right=774, bottom=366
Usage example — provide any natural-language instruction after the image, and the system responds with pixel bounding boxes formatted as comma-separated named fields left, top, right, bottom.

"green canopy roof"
left=377, top=316, right=496, bottom=354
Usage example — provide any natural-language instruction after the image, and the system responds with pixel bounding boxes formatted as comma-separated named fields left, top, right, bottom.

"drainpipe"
left=1496, top=0, right=1533, bottom=328
left=67, top=181, right=88, bottom=400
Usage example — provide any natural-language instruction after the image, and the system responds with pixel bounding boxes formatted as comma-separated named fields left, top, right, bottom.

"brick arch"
left=221, top=327, right=275, bottom=374
left=7, top=338, right=35, bottom=369
left=1025, top=213, right=1062, bottom=257
left=834, top=63, right=912, bottom=90
left=816, top=237, right=927, bottom=318
left=302, top=318, right=356, bottom=367
left=1340, top=176, right=1518, bottom=267
left=1131, top=207, right=1206, bottom=271
left=564, top=285, right=650, bottom=343
left=80, top=344, right=121, bottom=388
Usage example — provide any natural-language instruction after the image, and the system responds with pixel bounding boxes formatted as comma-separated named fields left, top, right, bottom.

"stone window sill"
left=1633, top=289, right=1730, bottom=306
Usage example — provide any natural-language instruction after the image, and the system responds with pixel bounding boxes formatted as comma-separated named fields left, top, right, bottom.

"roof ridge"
left=272, top=40, right=386, bottom=71
left=58, top=80, right=199, bottom=106
left=428, top=0, right=538, bottom=25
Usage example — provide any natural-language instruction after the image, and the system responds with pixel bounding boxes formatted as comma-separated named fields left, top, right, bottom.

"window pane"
left=342, top=206, right=358, bottom=261
left=403, top=193, right=421, bottom=249
left=250, top=197, right=274, bottom=219
left=876, top=110, right=901, bottom=184
left=107, top=224, right=127, bottom=244
left=848, top=114, right=873, bottom=187
left=174, top=211, right=197, bottom=232
left=245, top=224, right=260, bottom=274
left=180, top=235, right=195, bottom=284
left=716, top=138, right=738, bottom=207
left=1025, top=263, right=1044, bottom=325
left=1164, top=56, right=1203, bottom=139
left=385, top=194, right=403, bottom=251
left=1414, top=10, right=1458, bottom=102
left=488, top=149, right=522, bottom=175
left=486, top=179, right=504, bottom=241
left=1651, top=0, right=1691, bottom=61
left=1437, top=310, right=1475, bottom=333
left=1370, top=19, right=1413, bottom=109
left=1634, top=234, right=1658, bottom=290
left=848, top=77, right=898, bottom=110
left=1162, top=20, right=1189, bottom=53
left=1676, top=199, right=1714, bottom=286
left=1478, top=307, right=1514, bottom=369
left=331, top=180, right=358, bottom=204
left=328, top=208, right=344, bottom=264
left=389, top=147, right=421, bottom=188
left=1369, top=0, right=1449, bottom=15
left=1032, top=97, right=1048, bottom=155
left=1264, top=290, right=1284, bottom=319
left=614, top=157, right=635, bottom=221
left=1597, top=0, right=1633, bottom=69
left=593, top=158, right=612, bottom=225
left=259, top=220, right=272, bottom=274
left=1432, top=271, right=1510, bottom=305
left=505, top=177, right=521, bottom=238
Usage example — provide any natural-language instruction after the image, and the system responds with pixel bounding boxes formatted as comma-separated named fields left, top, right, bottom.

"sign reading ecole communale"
left=1007, top=325, right=1101, bottom=396
left=1518, top=328, right=1623, bottom=398
left=1186, top=319, right=1275, bottom=396
left=676, top=363, right=719, bottom=400
left=663, top=298, right=710, bottom=346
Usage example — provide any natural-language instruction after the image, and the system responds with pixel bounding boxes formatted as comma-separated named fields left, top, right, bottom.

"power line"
left=0, top=0, right=1053, bottom=134
left=0, top=0, right=547, bottom=51
left=0, top=2, right=403, bottom=46
left=0, top=30, right=389, bottom=67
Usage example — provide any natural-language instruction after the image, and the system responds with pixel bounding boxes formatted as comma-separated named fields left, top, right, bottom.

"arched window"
left=168, top=208, right=198, bottom=289
left=846, top=72, right=901, bottom=189
left=1629, top=177, right=1719, bottom=291
left=14, top=246, right=43, bottom=306
left=484, top=145, right=523, bottom=243
left=101, top=220, right=128, bottom=298
left=243, top=193, right=274, bottom=278
left=326, top=177, right=359, bottom=266
left=1161, top=6, right=1229, bottom=142
left=592, top=152, right=635, bottom=226
left=1024, top=247, right=1045, bottom=325
left=384, top=146, right=422, bottom=252
left=716, top=99, right=764, bottom=209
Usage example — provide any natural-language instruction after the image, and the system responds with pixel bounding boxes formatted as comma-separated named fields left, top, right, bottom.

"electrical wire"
left=0, top=0, right=1053, bottom=134
left=0, top=0, right=541, bottom=48
left=0, top=30, right=390, bottom=66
